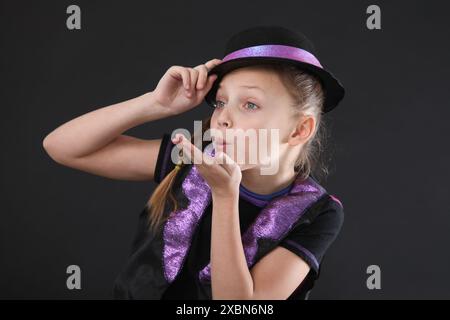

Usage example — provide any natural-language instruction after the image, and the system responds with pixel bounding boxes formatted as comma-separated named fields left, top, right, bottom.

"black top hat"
left=204, top=25, right=345, bottom=113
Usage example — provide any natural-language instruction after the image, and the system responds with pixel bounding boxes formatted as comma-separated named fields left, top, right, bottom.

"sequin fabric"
left=162, top=165, right=212, bottom=283
left=222, top=44, right=323, bottom=69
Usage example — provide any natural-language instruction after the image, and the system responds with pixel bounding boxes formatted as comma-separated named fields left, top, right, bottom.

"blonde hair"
left=145, top=64, right=328, bottom=233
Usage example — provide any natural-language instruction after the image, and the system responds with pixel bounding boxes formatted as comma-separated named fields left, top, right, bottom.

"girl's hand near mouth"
left=172, top=133, right=242, bottom=199
left=152, top=58, right=222, bottom=116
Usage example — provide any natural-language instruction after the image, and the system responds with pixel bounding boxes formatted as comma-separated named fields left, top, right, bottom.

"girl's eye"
left=213, top=99, right=225, bottom=108
left=245, top=102, right=259, bottom=110
left=212, top=99, right=259, bottom=111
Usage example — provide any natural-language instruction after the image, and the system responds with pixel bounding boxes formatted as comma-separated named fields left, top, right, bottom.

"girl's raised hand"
left=153, top=59, right=222, bottom=116
left=172, top=133, right=242, bottom=198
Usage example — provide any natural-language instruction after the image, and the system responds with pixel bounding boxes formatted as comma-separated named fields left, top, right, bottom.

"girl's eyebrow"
left=218, top=84, right=266, bottom=96
left=239, top=84, right=264, bottom=91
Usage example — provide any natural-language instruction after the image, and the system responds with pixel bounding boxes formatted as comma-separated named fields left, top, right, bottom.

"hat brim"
left=204, top=57, right=345, bottom=113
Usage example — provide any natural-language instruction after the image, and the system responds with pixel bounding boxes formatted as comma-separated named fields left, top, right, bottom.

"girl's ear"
left=289, top=115, right=316, bottom=146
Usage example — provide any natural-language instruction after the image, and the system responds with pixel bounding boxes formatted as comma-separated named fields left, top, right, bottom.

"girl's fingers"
left=194, top=58, right=222, bottom=91
left=203, top=74, right=218, bottom=92
left=179, top=67, right=191, bottom=91
left=195, top=73, right=218, bottom=97
left=188, top=68, right=199, bottom=96
left=195, top=65, right=208, bottom=90
left=173, top=134, right=207, bottom=165
left=170, top=62, right=220, bottom=97
left=172, top=134, right=236, bottom=178
left=204, top=58, right=222, bottom=71
left=214, top=150, right=237, bottom=176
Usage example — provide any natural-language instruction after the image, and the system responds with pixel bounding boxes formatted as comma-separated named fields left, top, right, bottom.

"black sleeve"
left=278, top=194, right=344, bottom=279
left=153, top=133, right=176, bottom=184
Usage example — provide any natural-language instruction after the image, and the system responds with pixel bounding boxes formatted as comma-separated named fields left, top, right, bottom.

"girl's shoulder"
left=278, top=192, right=344, bottom=279
left=310, top=192, right=344, bottom=224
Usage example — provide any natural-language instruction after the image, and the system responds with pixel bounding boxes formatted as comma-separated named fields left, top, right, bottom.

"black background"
left=1, top=0, right=449, bottom=299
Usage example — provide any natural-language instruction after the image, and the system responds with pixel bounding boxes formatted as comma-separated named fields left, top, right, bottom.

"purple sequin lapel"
left=162, top=164, right=212, bottom=283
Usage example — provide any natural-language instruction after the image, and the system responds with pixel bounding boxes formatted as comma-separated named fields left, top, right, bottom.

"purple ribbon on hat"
left=222, top=44, right=323, bottom=69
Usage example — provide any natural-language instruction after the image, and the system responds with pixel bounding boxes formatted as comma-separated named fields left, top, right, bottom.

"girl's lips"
left=213, top=139, right=231, bottom=146
left=213, top=138, right=229, bottom=144
left=215, top=142, right=231, bottom=152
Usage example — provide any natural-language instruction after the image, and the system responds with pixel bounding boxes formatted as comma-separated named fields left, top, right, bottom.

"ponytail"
left=145, top=116, right=211, bottom=234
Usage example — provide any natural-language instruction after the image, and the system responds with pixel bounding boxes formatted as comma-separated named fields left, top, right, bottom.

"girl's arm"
left=210, top=193, right=254, bottom=299
left=43, top=91, right=171, bottom=181
left=210, top=193, right=311, bottom=300
left=43, top=59, right=221, bottom=181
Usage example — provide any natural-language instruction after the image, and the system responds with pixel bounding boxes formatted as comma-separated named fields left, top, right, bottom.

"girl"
left=43, top=25, right=345, bottom=300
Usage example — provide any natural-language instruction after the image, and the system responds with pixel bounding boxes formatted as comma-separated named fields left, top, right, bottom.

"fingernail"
left=173, top=134, right=182, bottom=142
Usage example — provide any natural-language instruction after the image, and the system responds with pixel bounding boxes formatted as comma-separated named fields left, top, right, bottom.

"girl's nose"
left=217, top=109, right=232, bottom=128
left=219, top=118, right=231, bottom=128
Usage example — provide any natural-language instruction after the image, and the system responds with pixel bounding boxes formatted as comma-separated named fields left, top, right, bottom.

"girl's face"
left=209, top=65, right=305, bottom=173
